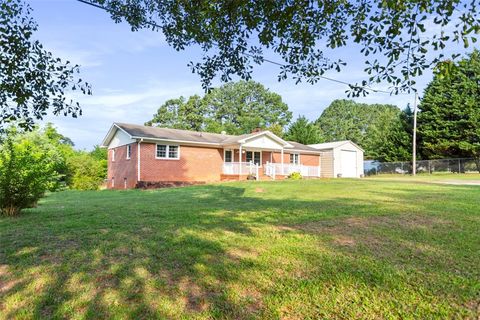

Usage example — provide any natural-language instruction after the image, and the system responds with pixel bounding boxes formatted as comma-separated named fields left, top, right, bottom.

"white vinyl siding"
left=156, top=144, right=180, bottom=160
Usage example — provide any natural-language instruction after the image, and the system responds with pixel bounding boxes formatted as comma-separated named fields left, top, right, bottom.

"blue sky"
left=29, top=0, right=462, bottom=150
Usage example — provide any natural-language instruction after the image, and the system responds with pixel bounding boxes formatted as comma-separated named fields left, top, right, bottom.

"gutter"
left=137, top=138, right=143, bottom=182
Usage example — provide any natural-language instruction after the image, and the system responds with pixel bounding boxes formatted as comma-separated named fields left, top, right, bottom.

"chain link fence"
left=364, top=158, right=480, bottom=176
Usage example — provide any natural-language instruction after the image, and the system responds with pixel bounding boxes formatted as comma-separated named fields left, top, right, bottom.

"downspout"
left=137, top=139, right=143, bottom=183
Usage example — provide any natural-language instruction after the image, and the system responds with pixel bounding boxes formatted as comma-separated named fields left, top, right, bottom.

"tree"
left=0, top=0, right=91, bottom=131
left=418, top=50, right=480, bottom=171
left=204, top=81, right=291, bottom=135
left=145, top=81, right=292, bottom=135
left=265, top=123, right=285, bottom=138
left=285, top=116, right=322, bottom=145
left=86, top=0, right=478, bottom=95
left=315, top=100, right=412, bottom=161
left=0, top=129, right=60, bottom=215
left=90, top=145, right=108, bottom=181
left=145, top=95, right=207, bottom=131
left=68, top=152, right=106, bottom=190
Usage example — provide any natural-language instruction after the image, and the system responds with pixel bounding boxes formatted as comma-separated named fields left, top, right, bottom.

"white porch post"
left=318, top=155, right=321, bottom=177
left=239, top=145, right=242, bottom=175
left=281, top=148, right=284, bottom=176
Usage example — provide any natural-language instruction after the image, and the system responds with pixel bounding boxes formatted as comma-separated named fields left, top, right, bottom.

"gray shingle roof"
left=113, top=123, right=319, bottom=152
left=285, top=141, right=322, bottom=152
left=116, top=123, right=236, bottom=144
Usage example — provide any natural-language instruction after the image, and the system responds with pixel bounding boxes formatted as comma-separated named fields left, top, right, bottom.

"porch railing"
left=264, top=162, right=320, bottom=179
left=222, top=162, right=259, bottom=179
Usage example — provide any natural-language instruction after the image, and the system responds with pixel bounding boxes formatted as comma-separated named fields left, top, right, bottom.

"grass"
left=367, top=172, right=480, bottom=182
left=1, top=177, right=479, bottom=319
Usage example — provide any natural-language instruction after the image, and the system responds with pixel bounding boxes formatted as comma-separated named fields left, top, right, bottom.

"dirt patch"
left=227, top=247, right=259, bottom=261
left=0, top=265, right=21, bottom=295
left=141, top=226, right=152, bottom=233
left=178, top=278, right=210, bottom=312
left=333, top=235, right=356, bottom=246
left=255, top=188, right=265, bottom=193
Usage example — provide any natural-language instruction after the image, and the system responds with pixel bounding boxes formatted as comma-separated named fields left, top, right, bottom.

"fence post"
left=458, top=159, right=461, bottom=173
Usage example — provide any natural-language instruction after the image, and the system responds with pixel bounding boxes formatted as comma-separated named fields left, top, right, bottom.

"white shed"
left=308, top=141, right=364, bottom=178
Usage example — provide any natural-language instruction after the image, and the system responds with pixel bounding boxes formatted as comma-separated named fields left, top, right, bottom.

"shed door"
left=340, top=150, right=357, bottom=177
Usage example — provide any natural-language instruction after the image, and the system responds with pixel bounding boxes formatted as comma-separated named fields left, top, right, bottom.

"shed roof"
left=308, top=140, right=364, bottom=152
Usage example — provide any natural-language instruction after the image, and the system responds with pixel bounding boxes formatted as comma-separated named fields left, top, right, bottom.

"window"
left=246, top=151, right=261, bottom=165
left=290, top=153, right=300, bottom=165
left=156, top=144, right=180, bottom=159
left=168, top=145, right=179, bottom=158
left=156, top=145, right=167, bottom=158
left=126, top=145, right=131, bottom=159
left=112, top=149, right=115, bottom=161
left=224, top=150, right=232, bottom=163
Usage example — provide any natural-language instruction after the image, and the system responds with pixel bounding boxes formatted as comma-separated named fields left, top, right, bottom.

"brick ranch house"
left=101, top=123, right=325, bottom=189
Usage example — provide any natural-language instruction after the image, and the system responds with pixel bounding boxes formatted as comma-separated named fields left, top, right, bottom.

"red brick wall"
left=107, top=143, right=321, bottom=188
left=107, top=143, right=138, bottom=189
left=138, top=143, right=223, bottom=183
left=299, top=154, right=320, bottom=166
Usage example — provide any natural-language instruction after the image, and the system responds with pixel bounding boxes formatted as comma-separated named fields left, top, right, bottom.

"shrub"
left=0, top=133, right=58, bottom=216
left=68, top=152, right=105, bottom=190
left=288, top=172, right=302, bottom=180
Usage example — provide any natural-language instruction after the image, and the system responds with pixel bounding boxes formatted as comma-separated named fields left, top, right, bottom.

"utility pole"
left=412, top=92, right=418, bottom=176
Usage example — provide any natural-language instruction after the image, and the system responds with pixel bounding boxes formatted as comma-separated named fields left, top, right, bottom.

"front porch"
left=220, top=131, right=321, bottom=181
left=221, top=161, right=320, bottom=181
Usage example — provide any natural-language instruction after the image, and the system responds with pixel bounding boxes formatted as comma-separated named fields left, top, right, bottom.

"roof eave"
left=238, top=131, right=292, bottom=147
left=101, top=123, right=136, bottom=148
left=130, top=136, right=222, bottom=147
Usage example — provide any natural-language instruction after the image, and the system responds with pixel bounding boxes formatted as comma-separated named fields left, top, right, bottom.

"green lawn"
left=1, top=178, right=479, bottom=319
left=367, top=172, right=480, bottom=183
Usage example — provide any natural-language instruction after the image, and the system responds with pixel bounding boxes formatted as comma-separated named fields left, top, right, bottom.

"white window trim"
left=290, top=153, right=300, bottom=165
left=155, top=144, right=180, bottom=160
left=245, top=150, right=262, bottom=166
left=223, top=149, right=233, bottom=163
left=126, top=145, right=131, bottom=159
left=112, top=149, right=115, bottom=162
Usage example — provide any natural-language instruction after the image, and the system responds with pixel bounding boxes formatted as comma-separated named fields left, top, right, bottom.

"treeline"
left=146, top=51, right=479, bottom=166
left=145, top=84, right=414, bottom=161
left=0, top=124, right=107, bottom=215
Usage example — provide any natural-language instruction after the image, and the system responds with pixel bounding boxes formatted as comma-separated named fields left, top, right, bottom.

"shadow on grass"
left=0, top=183, right=479, bottom=318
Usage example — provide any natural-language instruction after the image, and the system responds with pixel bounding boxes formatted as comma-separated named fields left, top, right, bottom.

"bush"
left=288, top=172, right=302, bottom=180
left=68, top=152, right=105, bottom=190
left=0, top=133, right=58, bottom=216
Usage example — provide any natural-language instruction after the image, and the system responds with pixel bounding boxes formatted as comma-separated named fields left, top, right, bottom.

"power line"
left=76, top=0, right=397, bottom=94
